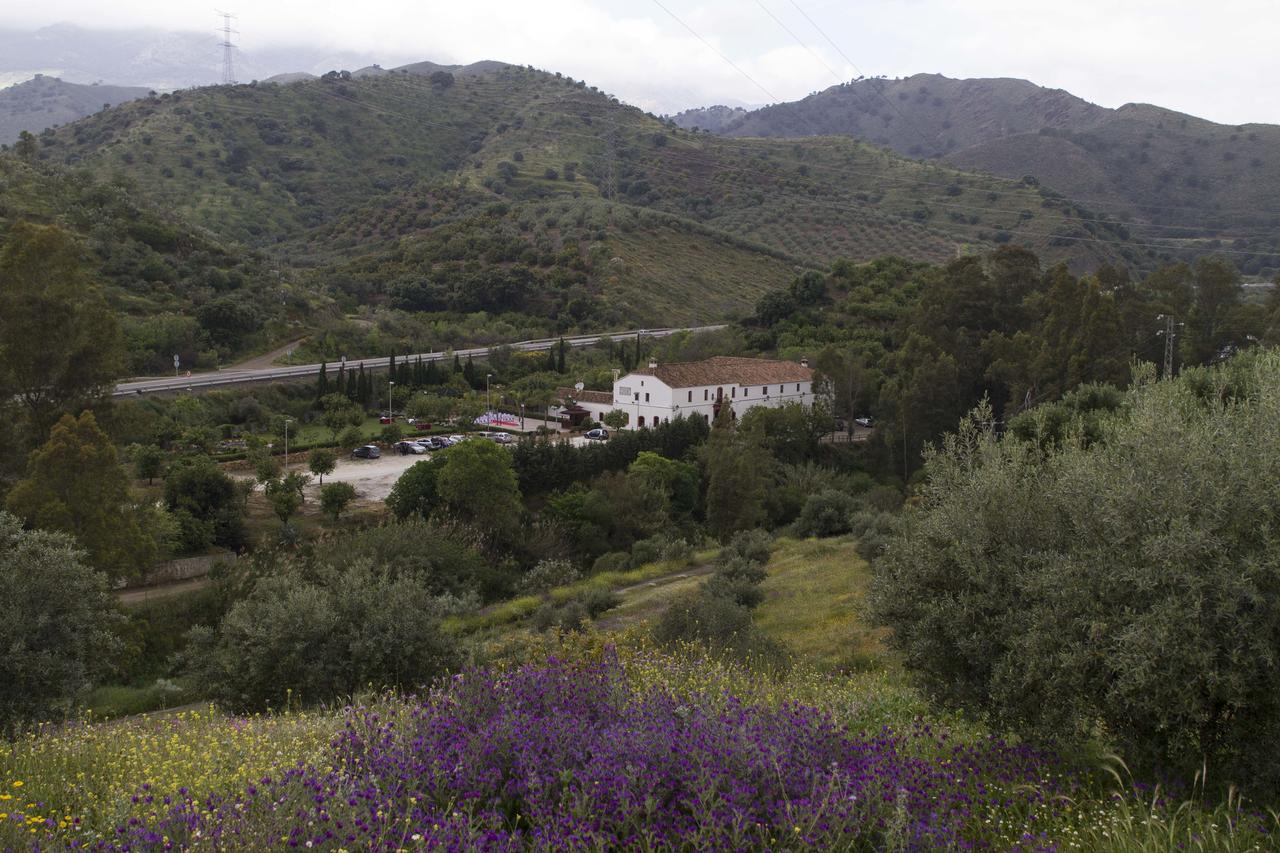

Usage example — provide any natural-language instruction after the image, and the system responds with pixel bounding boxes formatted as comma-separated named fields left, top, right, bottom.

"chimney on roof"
left=800, top=357, right=810, bottom=368
left=648, top=359, right=658, bottom=369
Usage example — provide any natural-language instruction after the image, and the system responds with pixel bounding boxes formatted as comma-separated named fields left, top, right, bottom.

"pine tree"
left=704, top=406, right=770, bottom=542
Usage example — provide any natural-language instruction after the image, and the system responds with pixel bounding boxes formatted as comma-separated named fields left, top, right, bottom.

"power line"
left=649, top=0, right=778, bottom=103
left=784, top=0, right=939, bottom=155
left=216, top=11, right=238, bottom=86
left=751, top=0, right=844, bottom=84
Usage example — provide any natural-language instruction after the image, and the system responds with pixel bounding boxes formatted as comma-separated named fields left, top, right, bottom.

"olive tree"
left=0, top=512, right=121, bottom=732
left=871, top=351, right=1280, bottom=787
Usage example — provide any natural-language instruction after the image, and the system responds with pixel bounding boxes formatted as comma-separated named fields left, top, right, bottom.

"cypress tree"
left=388, top=353, right=397, bottom=387
left=557, top=338, right=567, bottom=373
left=453, top=354, right=462, bottom=374
left=356, top=364, right=368, bottom=408
left=425, top=358, right=440, bottom=386
left=463, top=356, right=477, bottom=387
left=316, top=362, right=329, bottom=398
left=546, top=346, right=557, bottom=372
left=335, top=362, right=346, bottom=397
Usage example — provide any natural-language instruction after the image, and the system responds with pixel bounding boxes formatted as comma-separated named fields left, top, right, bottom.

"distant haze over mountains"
left=0, top=23, right=413, bottom=91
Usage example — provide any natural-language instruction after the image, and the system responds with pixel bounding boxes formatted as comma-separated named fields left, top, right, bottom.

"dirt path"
left=117, top=576, right=210, bottom=607
left=225, top=338, right=309, bottom=371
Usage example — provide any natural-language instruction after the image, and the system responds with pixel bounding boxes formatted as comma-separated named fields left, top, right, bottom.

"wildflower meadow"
left=2, top=640, right=1275, bottom=851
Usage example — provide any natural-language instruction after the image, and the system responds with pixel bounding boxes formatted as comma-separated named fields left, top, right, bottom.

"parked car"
left=394, top=440, right=428, bottom=455
left=352, top=444, right=381, bottom=459
left=854, top=417, right=874, bottom=428
left=584, top=428, right=610, bottom=441
left=379, top=416, right=395, bottom=425
left=490, top=433, right=514, bottom=445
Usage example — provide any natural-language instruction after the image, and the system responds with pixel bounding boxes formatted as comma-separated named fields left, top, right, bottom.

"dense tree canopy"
left=0, top=512, right=121, bottom=733
left=871, top=350, right=1280, bottom=786
left=0, top=222, right=123, bottom=437
left=6, top=412, right=157, bottom=581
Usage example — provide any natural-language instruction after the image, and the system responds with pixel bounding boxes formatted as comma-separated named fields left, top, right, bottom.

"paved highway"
left=111, top=325, right=728, bottom=397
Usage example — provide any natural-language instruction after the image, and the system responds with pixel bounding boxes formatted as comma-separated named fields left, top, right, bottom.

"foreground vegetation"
left=4, top=638, right=1277, bottom=850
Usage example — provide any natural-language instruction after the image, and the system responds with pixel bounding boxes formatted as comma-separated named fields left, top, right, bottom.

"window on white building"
left=687, top=391, right=692, bottom=402
left=645, top=393, right=650, bottom=402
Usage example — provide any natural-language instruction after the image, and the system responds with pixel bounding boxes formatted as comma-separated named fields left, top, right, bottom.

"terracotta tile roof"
left=630, top=356, right=812, bottom=389
left=556, top=387, right=614, bottom=405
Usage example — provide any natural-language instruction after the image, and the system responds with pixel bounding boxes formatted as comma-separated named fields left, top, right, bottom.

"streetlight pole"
left=520, top=401, right=525, bottom=431
left=486, top=373, right=493, bottom=419
left=387, top=380, right=395, bottom=420
left=282, top=417, right=293, bottom=472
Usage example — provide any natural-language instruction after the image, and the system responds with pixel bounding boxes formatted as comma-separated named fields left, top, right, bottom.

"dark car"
left=352, top=444, right=381, bottom=459
left=584, top=428, right=610, bottom=441
left=394, top=440, right=428, bottom=455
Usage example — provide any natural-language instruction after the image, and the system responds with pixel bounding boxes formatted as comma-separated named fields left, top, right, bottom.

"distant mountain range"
left=671, top=73, right=1280, bottom=275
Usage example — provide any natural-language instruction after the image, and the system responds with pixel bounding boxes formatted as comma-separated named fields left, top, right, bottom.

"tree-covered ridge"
left=29, top=65, right=1150, bottom=274
left=0, top=157, right=308, bottom=373
left=679, top=72, right=1280, bottom=278
left=0, top=75, right=149, bottom=144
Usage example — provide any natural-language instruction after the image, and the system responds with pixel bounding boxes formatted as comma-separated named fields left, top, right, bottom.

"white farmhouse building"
left=599, top=356, right=815, bottom=429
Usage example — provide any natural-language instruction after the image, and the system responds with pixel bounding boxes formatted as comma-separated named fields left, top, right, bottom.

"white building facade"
left=609, top=356, right=814, bottom=429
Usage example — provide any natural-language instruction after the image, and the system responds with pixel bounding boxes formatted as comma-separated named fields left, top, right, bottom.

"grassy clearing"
left=754, top=536, right=888, bottom=672
left=445, top=549, right=718, bottom=636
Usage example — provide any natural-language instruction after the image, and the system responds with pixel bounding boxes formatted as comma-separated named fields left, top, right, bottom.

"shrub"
left=652, top=592, right=788, bottom=670
left=320, top=481, right=356, bottom=520
left=187, top=561, right=464, bottom=710
left=592, top=551, right=630, bottom=573
left=872, top=356, right=1280, bottom=786
left=521, top=558, right=582, bottom=594
left=0, top=513, right=122, bottom=733
left=849, top=509, right=897, bottom=561
left=795, top=488, right=858, bottom=537
left=717, top=529, right=772, bottom=567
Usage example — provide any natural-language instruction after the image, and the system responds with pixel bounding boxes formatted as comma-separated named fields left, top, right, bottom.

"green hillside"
left=678, top=72, right=1280, bottom=277
left=0, top=157, right=311, bottom=373
left=32, top=65, right=1150, bottom=278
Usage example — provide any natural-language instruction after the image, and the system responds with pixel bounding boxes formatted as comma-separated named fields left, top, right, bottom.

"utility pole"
left=1156, top=314, right=1182, bottom=380
left=282, top=417, right=293, bottom=472
left=216, top=11, right=238, bottom=85
left=486, top=373, right=493, bottom=419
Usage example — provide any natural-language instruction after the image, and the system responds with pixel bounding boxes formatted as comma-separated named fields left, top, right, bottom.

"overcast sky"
left=6, top=0, right=1278, bottom=124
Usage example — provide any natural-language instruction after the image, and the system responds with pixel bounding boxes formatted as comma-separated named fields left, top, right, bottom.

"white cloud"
left=2, top=0, right=1277, bottom=123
